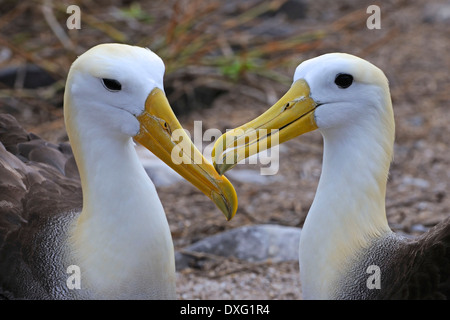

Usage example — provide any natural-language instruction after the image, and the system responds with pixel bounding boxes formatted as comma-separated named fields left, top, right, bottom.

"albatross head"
left=65, top=43, right=165, bottom=138
left=212, top=53, right=395, bottom=174
left=64, top=43, right=237, bottom=220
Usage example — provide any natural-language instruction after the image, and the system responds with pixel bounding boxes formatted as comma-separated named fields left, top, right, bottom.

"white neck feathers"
left=63, top=95, right=175, bottom=299
left=299, top=97, right=395, bottom=299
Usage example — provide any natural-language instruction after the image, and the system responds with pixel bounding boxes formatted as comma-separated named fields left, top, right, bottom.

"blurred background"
left=0, top=0, right=448, bottom=299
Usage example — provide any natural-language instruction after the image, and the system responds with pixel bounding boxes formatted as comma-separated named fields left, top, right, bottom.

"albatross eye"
left=334, top=74, right=353, bottom=89
left=102, top=78, right=122, bottom=91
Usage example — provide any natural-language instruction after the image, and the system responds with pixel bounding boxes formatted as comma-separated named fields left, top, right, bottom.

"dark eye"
left=334, top=73, right=353, bottom=89
left=102, top=78, right=122, bottom=91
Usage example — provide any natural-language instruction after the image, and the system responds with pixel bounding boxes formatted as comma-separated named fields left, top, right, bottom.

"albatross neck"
left=67, top=119, right=162, bottom=223
left=299, top=109, right=395, bottom=299
left=63, top=102, right=175, bottom=298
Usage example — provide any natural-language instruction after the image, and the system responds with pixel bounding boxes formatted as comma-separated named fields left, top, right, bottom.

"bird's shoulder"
left=0, top=113, right=82, bottom=223
left=387, top=218, right=450, bottom=299
left=0, top=114, right=82, bottom=299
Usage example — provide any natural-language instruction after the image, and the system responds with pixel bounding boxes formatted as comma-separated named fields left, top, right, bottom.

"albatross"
left=0, top=43, right=237, bottom=299
left=212, top=53, right=450, bottom=299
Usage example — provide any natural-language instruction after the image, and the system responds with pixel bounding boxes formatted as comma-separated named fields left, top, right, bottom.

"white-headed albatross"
left=0, top=43, right=237, bottom=299
left=212, top=53, right=450, bottom=299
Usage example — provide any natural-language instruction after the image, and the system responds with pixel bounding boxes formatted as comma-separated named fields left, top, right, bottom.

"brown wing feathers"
left=0, top=114, right=82, bottom=299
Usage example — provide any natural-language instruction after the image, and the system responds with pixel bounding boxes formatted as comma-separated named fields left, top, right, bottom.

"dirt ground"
left=0, top=0, right=449, bottom=300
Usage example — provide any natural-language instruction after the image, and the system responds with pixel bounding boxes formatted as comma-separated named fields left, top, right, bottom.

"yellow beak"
left=212, top=79, right=318, bottom=175
left=134, top=88, right=238, bottom=221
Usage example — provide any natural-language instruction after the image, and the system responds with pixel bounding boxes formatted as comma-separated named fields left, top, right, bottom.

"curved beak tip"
left=211, top=181, right=238, bottom=221
left=213, top=161, right=230, bottom=177
left=213, top=162, right=222, bottom=176
left=217, top=163, right=236, bottom=176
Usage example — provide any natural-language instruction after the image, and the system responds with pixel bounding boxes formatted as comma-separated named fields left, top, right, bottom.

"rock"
left=258, top=0, right=308, bottom=21
left=410, top=224, right=430, bottom=233
left=135, top=145, right=183, bottom=187
left=401, top=175, right=430, bottom=189
left=176, top=224, right=301, bottom=270
left=0, top=48, right=11, bottom=64
left=278, top=0, right=309, bottom=20
left=0, top=64, right=55, bottom=89
left=423, top=2, right=450, bottom=24
left=164, top=78, right=228, bottom=116
left=226, top=168, right=281, bottom=184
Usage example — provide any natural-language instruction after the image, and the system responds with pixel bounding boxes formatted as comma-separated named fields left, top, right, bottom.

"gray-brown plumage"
left=385, top=221, right=450, bottom=299
left=334, top=221, right=450, bottom=299
left=0, top=113, right=82, bottom=299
